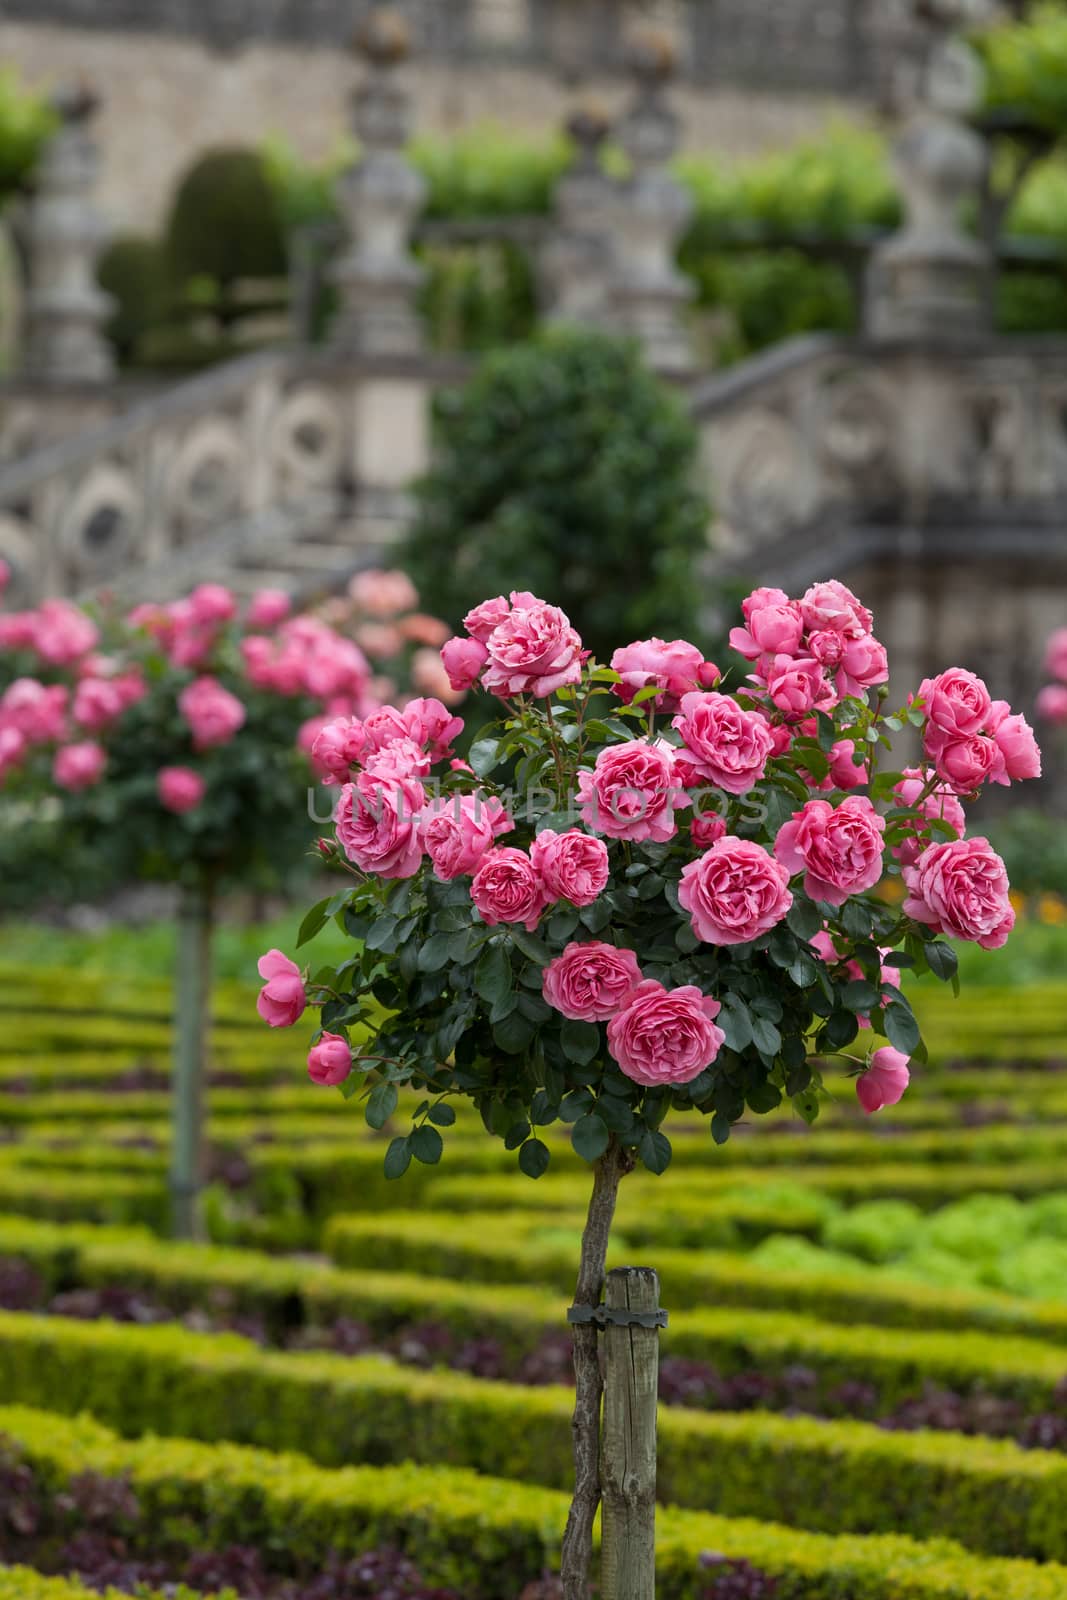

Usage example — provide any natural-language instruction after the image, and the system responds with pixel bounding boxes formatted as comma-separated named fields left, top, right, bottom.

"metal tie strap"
left=567, top=1302, right=668, bottom=1330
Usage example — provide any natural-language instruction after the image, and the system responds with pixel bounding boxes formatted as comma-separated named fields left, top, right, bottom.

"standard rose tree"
left=265, top=584, right=1040, bottom=1598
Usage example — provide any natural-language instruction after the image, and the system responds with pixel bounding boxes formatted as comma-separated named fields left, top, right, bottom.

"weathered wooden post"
left=170, top=875, right=213, bottom=1240
left=600, top=1266, right=663, bottom=1600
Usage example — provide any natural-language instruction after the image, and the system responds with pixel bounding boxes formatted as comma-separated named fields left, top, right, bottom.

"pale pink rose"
left=311, top=717, right=367, bottom=782
left=471, top=846, right=546, bottom=932
left=53, top=740, right=106, bottom=791
left=729, top=595, right=804, bottom=661
left=307, top=1031, right=352, bottom=1087
left=72, top=676, right=126, bottom=732
left=774, top=795, right=885, bottom=907
left=891, top=767, right=966, bottom=867
left=441, top=636, right=488, bottom=692
left=1046, top=628, right=1067, bottom=682
left=178, top=677, right=246, bottom=750
left=828, top=739, right=868, bottom=790
left=246, top=589, right=291, bottom=628
left=113, top=670, right=146, bottom=712
left=0, top=612, right=36, bottom=651
left=256, top=949, right=307, bottom=1028
left=799, top=580, right=872, bottom=639
left=810, top=929, right=838, bottom=963
left=0, top=726, right=27, bottom=779
left=530, top=829, right=609, bottom=907
left=158, top=765, right=206, bottom=815
left=920, top=668, right=992, bottom=737
left=610, top=638, right=712, bottom=713
left=0, top=678, right=68, bottom=744
left=690, top=810, right=727, bottom=850
left=349, top=568, right=419, bottom=618
left=399, top=613, right=452, bottom=648
left=1037, top=684, right=1067, bottom=725
left=928, top=732, right=1002, bottom=794
left=764, top=656, right=828, bottom=716
left=354, top=622, right=404, bottom=659
left=679, top=838, right=792, bottom=945
left=32, top=600, right=99, bottom=666
left=187, top=583, right=237, bottom=625
left=672, top=692, right=774, bottom=795
left=577, top=738, right=685, bottom=843
left=411, top=647, right=464, bottom=705
left=334, top=772, right=424, bottom=879
left=607, top=980, right=725, bottom=1088
left=421, top=792, right=513, bottom=880
left=482, top=599, right=583, bottom=698
left=987, top=706, right=1041, bottom=784
left=856, top=1046, right=910, bottom=1115
left=903, top=835, right=1014, bottom=949
left=126, top=602, right=172, bottom=641
left=542, top=940, right=643, bottom=1022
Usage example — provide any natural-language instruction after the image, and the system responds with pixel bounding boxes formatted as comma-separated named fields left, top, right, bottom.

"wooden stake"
left=601, top=1266, right=660, bottom=1600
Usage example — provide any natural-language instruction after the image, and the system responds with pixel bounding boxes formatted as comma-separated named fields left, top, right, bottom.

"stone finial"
left=330, top=6, right=426, bottom=356
left=21, top=81, right=114, bottom=385
left=541, top=99, right=615, bottom=329
left=865, top=0, right=997, bottom=341
left=606, top=29, right=696, bottom=378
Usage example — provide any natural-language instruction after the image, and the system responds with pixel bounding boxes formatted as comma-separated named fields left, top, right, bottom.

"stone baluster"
left=21, top=84, right=114, bottom=385
left=607, top=31, right=696, bottom=378
left=330, top=7, right=427, bottom=356
left=866, top=0, right=998, bottom=341
left=541, top=102, right=615, bottom=330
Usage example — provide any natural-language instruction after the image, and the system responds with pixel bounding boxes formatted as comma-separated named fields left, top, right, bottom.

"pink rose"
left=441, top=636, right=488, bottom=693
left=929, top=732, right=1001, bottom=794
left=307, top=1032, right=352, bottom=1087
left=729, top=595, right=804, bottom=661
left=774, top=795, right=885, bottom=907
left=807, top=630, right=844, bottom=668
left=32, top=599, right=99, bottom=666
left=799, top=580, right=872, bottom=639
left=856, top=1046, right=910, bottom=1115
left=1037, top=684, right=1067, bottom=725
left=421, top=792, right=513, bottom=880
left=690, top=810, right=727, bottom=850
left=72, top=676, right=127, bottom=733
left=920, top=668, right=992, bottom=737
left=482, top=598, right=583, bottom=698
left=334, top=772, right=424, bottom=879
left=836, top=634, right=889, bottom=698
left=1046, top=628, right=1067, bottom=682
left=764, top=656, right=828, bottom=717
left=471, top=847, right=546, bottom=932
left=463, top=595, right=520, bottom=643
left=891, top=767, right=965, bottom=867
left=530, top=829, right=609, bottom=907
left=256, top=948, right=307, bottom=1028
left=0, top=678, right=68, bottom=744
left=679, top=837, right=792, bottom=945
left=178, top=677, right=246, bottom=750
left=672, top=692, right=774, bottom=795
left=542, top=941, right=643, bottom=1021
left=0, top=726, right=27, bottom=779
left=988, top=707, right=1041, bottom=784
left=610, top=638, right=712, bottom=713
left=246, top=589, right=292, bottom=628
left=0, top=558, right=9, bottom=594
left=607, top=980, right=725, bottom=1088
left=354, top=622, right=404, bottom=659
left=158, top=766, right=206, bottom=815
left=577, top=738, right=685, bottom=843
left=399, top=613, right=452, bottom=648
left=311, top=717, right=368, bottom=781
left=187, top=583, right=237, bottom=625
left=363, top=699, right=463, bottom=767
left=53, top=741, right=106, bottom=791
left=411, top=648, right=464, bottom=706
left=903, top=835, right=1014, bottom=949
left=0, top=612, right=36, bottom=651
left=828, top=739, right=868, bottom=790
left=349, top=568, right=419, bottom=618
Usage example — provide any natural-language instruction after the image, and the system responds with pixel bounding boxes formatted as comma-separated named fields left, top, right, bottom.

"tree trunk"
left=600, top=1267, right=660, bottom=1600
left=560, top=1138, right=631, bottom=1600
left=170, top=875, right=213, bottom=1240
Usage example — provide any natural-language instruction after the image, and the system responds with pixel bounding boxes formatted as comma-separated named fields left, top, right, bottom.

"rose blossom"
left=672, top=692, right=775, bottom=795
left=187, top=583, right=237, bottom=625
left=1047, top=628, right=1067, bottom=683
left=728, top=595, right=804, bottom=661
left=178, top=677, right=246, bottom=750
left=1037, top=684, right=1067, bottom=725
left=464, top=595, right=523, bottom=642
left=72, top=676, right=127, bottom=733
left=1, top=679, right=68, bottom=745
left=0, top=727, right=26, bottom=779
left=246, top=589, right=292, bottom=628
left=421, top=792, right=513, bottom=880
left=32, top=599, right=99, bottom=666
left=256, top=949, right=307, bottom=1028
left=690, top=809, right=727, bottom=850
left=530, top=829, right=609, bottom=907
left=920, top=667, right=992, bottom=737
left=481, top=597, right=583, bottom=698
left=764, top=656, right=829, bottom=717
left=334, top=772, right=424, bottom=879
left=307, top=1032, right=353, bottom=1087
left=799, top=580, right=872, bottom=638
left=774, top=795, right=885, bottom=907
left=835, top=634, right=889, bottom=698
left=679, top=837, right=792, bottom=945
left=399, top=613, right=452, bottom=648
left=577, top=738, right=685, bottom=843
left=53, top=741, right=106, bottom=791
left=929, top=732, right=1001, bottom=793
left=311, top=717, right=367, bottom=781
left=542, top=941, right=643, bottom=1022
left=891, top=767, right=965, bottom=867
left=0, top=612, right=36, bottom=651
left=157, top=766, right=206, bottom=815
left=610, top=638, right=715, bottom=712
left=441, top=636, right=488, bottom=692
left=470, top=847, right=546, bottom=932
left=903, top=835, right=1014, bottom=949
left=988, top=706, right=1041, bottom=784
left=363, top=699, right=463, bottom=767
left=856, top=1046, right=911, bottom=1115
left=0, top=558, right=8, bottom=594
left=607, top=980, right=725, bottom=1087
left=411, top=647, right=464, bottom=705
left=828, top=739, right=868, bottom=791
left=349, top=568, right=419, bottom=618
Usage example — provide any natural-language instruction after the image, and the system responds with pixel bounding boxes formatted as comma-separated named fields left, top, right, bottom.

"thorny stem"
left=560, top=1138, right=634, bottom=1600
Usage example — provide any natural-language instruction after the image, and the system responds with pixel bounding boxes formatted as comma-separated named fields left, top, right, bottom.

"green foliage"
left=0, top=69, right=54, bottom=201
left=401, top=329, right=709, bottom=656
left=96, top=235, right=173, bottom=366
left=984, top=808, right=1067, bottom=897
left=978, top=2, right=1067, bottom=133
left=164, top=147, right=287, bottom=299
left=0, top=1567, right=216, bottom=1600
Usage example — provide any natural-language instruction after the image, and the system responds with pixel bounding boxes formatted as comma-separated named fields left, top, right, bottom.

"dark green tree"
left=164, top=147, right=287, bottom=327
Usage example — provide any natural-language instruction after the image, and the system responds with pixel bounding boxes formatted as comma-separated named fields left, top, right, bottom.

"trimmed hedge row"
left=0, top=1170, right=165, bottom=1228
left=0, top=1570, right=213, bottom=1600
left=6, top=1403, right=1067, bottom=1600
left=0, top=1053, right=294, bottom=1090
left=1, top=1317, right=1067, bottom=1559
left=0, top=962, right=261, bottom=1024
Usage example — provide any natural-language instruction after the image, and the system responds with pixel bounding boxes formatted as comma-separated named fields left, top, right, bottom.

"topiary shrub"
left=96, top=235, right=172, bottom=367
left=164, top=147, right=287, bottom=325
left=400, top=329, right=710, bottom=660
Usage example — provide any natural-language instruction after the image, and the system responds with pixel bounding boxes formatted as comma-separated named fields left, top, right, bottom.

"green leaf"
left=509, top=927, right=552, bottom=966
left=840, top=898, right=875, bottom=940
left=384, top=1136, right=412, bottom=1180
left=925, top=941, right=959, bottom=982
left=365, top=1081, right=398, bottom=1130
left=761, top=787, right=796, bottom=836
left=750, top=1016, right=782, bottom=1057
left=560, top=1018, right=600, bottom=1065
left=840, top=979, right=879, bottom=1012
left=786, top=898, right=823, bottom=942
left=596, top=1094, right=635, bottom=1134
left=427, top=1102, right=456, bottom=1127
left=296, top=897, right=332, bottom=948
left=711, top=1112, right=732, bottom=1145
left=519, top=1138, right=551, bottom=1178
left=637, top=873, right=665, bottom=901
left=718, top=1000, right=753, bottom=1053
left=578, top=899, right=612, bottom=934
left=571, top=1113, right=610, bottom=1162
left=638, top=1128, right=672, bottom=1174
left=547, top=907, right=580, bottom=942
left=792, top=1088, right=820, bottom=1125
left=816, top=711, right=837, bottom=752
left=748, top=1080, right=783, bottom=1113
left=885, top=1002, right=921, bottom=1055
left=417, top=932, right=455, bottom=972
left=493, top=1011, right=537, bottom=1054
left=475, top=944, right=514, bottom=1009
left=469, top=737, right=501, bottom=777
left=822, top=1009, right=859, bottom=1050
left=411, top=1125, right=444, bottom=1165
